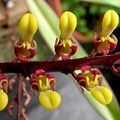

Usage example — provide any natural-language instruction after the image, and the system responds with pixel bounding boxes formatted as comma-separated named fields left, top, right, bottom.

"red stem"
left=0, top=53, right=120, bottom=76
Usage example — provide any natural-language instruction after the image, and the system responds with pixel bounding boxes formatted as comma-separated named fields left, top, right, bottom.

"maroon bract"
left=93, top=33, right=117, bottom=56
left=0, top=73, right=8, bottom=92
left=54, top=38, right=77, bottom=60
left=73, top=65, right=103, bottom=91
left=30, top=69, right=56, bottom=94
left=14, top=39, right=37, bottom=62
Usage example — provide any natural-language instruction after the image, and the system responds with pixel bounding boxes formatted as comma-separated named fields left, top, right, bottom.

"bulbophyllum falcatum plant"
left=0, top=9, right=120, bottom=120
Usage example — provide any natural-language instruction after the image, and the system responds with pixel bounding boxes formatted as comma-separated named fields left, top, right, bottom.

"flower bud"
left=39, top=90, right=61, bottom=110
left=90, top=86, right=112, bottom=105
left=101, top=10, right=119, bottom=36
left=19, top=13, right=38, bottom=43
left=59, top=11, right=77, bottom=40
left=0, top=89, right=8, bottom=111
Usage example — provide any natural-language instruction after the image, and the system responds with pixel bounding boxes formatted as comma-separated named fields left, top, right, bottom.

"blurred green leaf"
left=89, top=4, right=99, bottom=14
left=81, top=0, right=120, bottom=8
left=26, top=0, right=120, bottom=120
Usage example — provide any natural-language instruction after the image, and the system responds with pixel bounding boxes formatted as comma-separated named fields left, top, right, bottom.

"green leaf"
left=26, top=0, right=120, bottom=119
left=81, top=0, right=120, bottom=8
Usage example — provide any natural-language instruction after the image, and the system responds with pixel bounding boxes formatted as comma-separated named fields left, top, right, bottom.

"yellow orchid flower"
left=90, top=86, right=112, bottom=105
left=39, top=90, right=61, bottom=110
left=0, top=89, right=8, bottom=111
left=59, top=11, right=77, bottom=40
left=19, top=13, right=38, bottom=43
left=101, top=10, right=119, bottom=37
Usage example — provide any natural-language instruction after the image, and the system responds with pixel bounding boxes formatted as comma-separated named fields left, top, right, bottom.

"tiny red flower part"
left=0, top=73, right=8, bottom=92
left=35, top=69, right=46, bottom=78
left=14, top=39, right=37, bottom=62
left=30, top=78, right=39, bottom=95
left=30, top=69, right=56, bottom=92
left=55, top=38, right=77, bottom=60
left=93, top=33, right=117, bottom=56
left=75, top=65, right=103, bottom=91
left=46, top=74, right=56, bottom=91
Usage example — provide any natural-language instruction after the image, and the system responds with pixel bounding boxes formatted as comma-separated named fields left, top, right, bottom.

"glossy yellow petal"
left=59, top=11, right=77, bottom=40
left=39, top=90, right=61, bottom=110
left=19, top=13, right=38, bottom=43
left=0, top=89, right=8, bottom=111
left=90, top=86, right=112, bottom=105
left=101, top=10, right=119, bottom=36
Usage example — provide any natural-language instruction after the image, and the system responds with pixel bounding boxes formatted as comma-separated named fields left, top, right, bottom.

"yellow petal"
left=90, top=86, right=112, bottom=105
left=59, top=11, right=77, bottom=40
left=101, top=10, right=119, bottom=36
left=39, top=90, right=61, bottom=110
left=0, top=90, right=8, bottom=111
left=19, top=13, right=38, bottom=43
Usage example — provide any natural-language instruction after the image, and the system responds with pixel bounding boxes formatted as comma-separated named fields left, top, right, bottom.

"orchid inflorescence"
left=0, top=9, right=120, bottom=120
